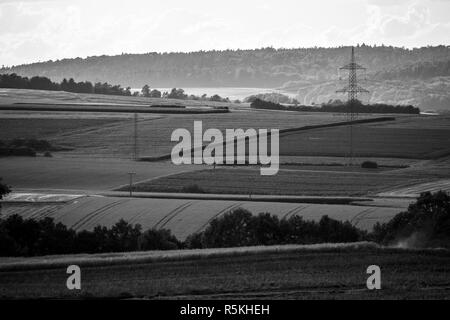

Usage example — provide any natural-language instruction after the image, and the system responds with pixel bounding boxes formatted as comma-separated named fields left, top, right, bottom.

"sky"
left=0, top=0, right=449, bottom=66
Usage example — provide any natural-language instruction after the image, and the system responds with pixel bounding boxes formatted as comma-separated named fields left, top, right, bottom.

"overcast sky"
left=0, top=0, right=449, bottom=66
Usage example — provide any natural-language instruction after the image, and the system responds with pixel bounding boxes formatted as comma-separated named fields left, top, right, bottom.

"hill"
left=1, top=45, right=450, bottom=111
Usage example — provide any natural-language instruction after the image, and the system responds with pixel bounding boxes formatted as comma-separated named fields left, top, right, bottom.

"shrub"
left=107, top=219, right=142, bottom=252
left=202, top=208, right=254, bottom=248
left=361, top=161, right=378, bottom=169
left=138, top=229, right=181, bottom=250
left=44, top=151, right=52, bottom=157
left=181, top=184, right=205, bottom=193
left=184, top=232, right=204, bottom=249
left=9, top=147, right=36, bottom=157
left=249, top=212, right=282, bottom=245
left=370, top=191, right=450, bottom=248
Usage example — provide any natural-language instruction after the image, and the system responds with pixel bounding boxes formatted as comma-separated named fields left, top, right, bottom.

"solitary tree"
left=141, top=84, right=150, bottom=97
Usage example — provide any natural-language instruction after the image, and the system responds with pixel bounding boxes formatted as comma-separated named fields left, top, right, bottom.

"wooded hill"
left=2, top=45, right=449, bottom=111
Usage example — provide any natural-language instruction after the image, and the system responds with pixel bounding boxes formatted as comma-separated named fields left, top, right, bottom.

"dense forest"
left=1, top=45, right=449, bottom=111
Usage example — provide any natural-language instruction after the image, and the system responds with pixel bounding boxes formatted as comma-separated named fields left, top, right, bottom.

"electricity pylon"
left=336, top=46, right=369, bottom=165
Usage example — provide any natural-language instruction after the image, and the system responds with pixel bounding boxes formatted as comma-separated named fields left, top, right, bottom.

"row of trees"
left=0, top=73, right=132, bottom=96
left=139, top=85, right=234, bottom=102
left=250, top=98, right=420, bottom=114
left=0, top=211, right=363, bottom=256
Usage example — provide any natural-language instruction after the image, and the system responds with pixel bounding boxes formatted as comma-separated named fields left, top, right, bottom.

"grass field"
left=1, top=246, right=449, bottom=299
left=126, top=167, right=428, bottom=197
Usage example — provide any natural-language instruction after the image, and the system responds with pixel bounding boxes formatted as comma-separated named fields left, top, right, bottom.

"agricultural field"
left=1, top=246, right=449, bottom=299
left=0, top=194, right=404, bottom=240
left=0, top=109, right=358, bottom=159
left=0, top=117, right=125, bottom=141
left=0, top=157, right=200, bottom=191
left=0, top=88, right=234, bottom=108
left=278, top=123, right=450, bottom=159
left=125, top=167, right=429, bottom=197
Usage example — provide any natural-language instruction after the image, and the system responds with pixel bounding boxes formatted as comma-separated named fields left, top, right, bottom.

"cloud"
left=318, top=1, right=450, bottom=48
left=0, top=0, right=448, bottom=66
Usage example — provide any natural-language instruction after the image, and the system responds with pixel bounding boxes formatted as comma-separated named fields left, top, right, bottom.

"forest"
left=1, top=45, right=449, bottom=111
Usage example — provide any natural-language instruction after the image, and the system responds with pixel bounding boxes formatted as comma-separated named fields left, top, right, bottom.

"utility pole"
left=336, top=46, right=369, bottom=166
left=133, top=113, right=138, bottom=161
left=128, top=172, right=136, bottom=197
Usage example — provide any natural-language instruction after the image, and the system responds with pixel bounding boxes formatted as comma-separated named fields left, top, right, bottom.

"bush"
left=10, top=138, right=51, bottom=151
left=249, top=213, right=282, bottom=245
left=107, top=219, right=142, bottom=252
left=361, top=161, right=378, bottom=169
left=0, top=178, right=10, bottom=200
left=44, top=151, right=52, bottom=157
left=138, top=229, right=181, bottom=250
left=181, top=184, right=205, bottom=193
left=370, top=191, right=450, bottom=248
left=9, top=147, right=36, bottom=157
left=201, top=208, right=254, bottom=248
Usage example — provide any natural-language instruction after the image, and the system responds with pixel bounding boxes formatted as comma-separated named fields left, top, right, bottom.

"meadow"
left=0, top=246, right=449, bottom=299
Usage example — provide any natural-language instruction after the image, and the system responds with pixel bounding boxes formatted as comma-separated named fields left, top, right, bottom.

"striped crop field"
left=0, top=194, right=406, bottom=240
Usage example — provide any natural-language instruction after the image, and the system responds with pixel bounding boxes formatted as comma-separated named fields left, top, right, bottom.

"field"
left=1, top=89, right=449, bottom=300
left=0, top=157, right=200, bottom=191
left=279, top=121, right=450, bottom=159
left=1, top=246, right=449, bottom=299
left=0, top=88, right=234, bottom=108
left=1, top=195, right=405, bottom=239
left=0, top=110, right=359, bottom=159
left=125, top=167, right=429, bottom=197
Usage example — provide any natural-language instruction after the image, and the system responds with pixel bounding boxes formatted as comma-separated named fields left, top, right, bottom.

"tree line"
left=138, top=85, right=234, bottom=103
left=250, top=98, right=420, bottom=114
left=0, top=73, right=132, bottom=96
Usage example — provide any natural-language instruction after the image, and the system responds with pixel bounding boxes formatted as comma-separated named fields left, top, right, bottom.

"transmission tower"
left=336, top=46, right=369, bottom=165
